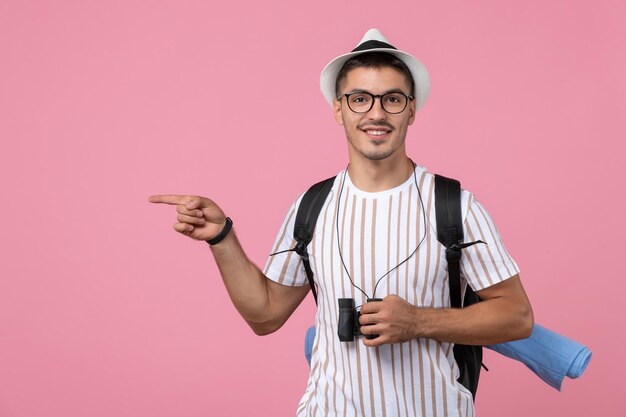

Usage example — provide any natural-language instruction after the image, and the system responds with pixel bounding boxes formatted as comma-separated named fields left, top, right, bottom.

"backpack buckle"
left=294, top=240, right=308, bottom=260
left=445, top=243, right=462, bottom=262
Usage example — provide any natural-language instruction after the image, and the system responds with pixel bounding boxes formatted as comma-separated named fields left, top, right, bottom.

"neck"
left=347, top=155, right=414, bottom=192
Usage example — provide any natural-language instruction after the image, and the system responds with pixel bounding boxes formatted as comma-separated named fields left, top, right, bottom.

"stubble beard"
left=356, top=144, right=397, bottom=161
left=346, top=128, right=407, bottom=162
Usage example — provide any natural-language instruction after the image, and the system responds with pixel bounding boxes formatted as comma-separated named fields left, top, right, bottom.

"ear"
left=333, top=98, right=344, bottom=125
left=407, top=98, right=417, bottom=126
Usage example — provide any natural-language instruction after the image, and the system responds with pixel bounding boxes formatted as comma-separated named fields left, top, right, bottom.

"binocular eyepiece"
left=337, top=298, right=382, bottom=342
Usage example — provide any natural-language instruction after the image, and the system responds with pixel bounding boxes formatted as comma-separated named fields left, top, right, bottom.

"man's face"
left=333, top=66, right=416, bottom=163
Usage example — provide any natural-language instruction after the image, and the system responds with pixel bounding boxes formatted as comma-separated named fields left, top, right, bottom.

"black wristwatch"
left=206, top=217, right=233, bottom=246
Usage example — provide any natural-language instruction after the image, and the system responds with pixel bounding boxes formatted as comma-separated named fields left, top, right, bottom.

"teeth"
left=366, top=130, right=387, bottom=136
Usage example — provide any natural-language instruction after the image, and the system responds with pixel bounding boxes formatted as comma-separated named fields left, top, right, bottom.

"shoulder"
left=295, top=173, right=343, bottom=206
left=285, top=173, right=343, bottom=222
left=419, top=167, right=476, bottom=224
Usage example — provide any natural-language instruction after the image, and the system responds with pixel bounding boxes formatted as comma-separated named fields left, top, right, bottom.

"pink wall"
left=1, top=1, right=624, bottom=415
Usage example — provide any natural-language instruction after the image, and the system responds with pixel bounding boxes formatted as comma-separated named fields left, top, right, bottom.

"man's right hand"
left=148, top=194, right=227, bottom=242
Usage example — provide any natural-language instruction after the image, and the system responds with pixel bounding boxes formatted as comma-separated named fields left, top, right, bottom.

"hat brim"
left=320, top=48, right=431, bottom=111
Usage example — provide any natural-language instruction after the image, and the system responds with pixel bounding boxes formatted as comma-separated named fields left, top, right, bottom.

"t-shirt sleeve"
left=459, top=192, right=520, bottom=291
left=263, top=194, right=308, bottom=287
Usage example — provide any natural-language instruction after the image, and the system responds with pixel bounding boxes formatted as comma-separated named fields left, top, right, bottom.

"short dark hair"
left=335, top=52, right=415, bottom=97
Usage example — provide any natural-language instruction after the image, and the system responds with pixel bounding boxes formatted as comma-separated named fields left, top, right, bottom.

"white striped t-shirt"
left=264, top=165, right=519, bottom=417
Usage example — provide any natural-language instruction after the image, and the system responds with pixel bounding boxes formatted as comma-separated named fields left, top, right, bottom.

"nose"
left=366, top=96, right=387, bottom=120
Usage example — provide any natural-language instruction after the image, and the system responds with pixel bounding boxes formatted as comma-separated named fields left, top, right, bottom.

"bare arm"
left=149, top=194, right=309, bottom=335
left=359, top=274, right=533, bottom=347
left=209, top=228, right=309, bottom=334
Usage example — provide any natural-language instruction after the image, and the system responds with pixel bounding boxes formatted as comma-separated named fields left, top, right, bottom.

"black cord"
left=372, top=163, right=427, bottom=298
left=335, top=161, right=428, bottom=301
left=335, top=168, right=369, bottom=300
left=269, top=248, right=294, bottom=256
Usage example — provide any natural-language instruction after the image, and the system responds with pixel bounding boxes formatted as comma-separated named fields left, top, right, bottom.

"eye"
left=384, top=94, right=403, bottom=104
left=350, top=94, right=371, bottom=104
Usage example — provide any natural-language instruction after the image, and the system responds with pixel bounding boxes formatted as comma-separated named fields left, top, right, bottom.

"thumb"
left=185, top=196, right=209, bottom=211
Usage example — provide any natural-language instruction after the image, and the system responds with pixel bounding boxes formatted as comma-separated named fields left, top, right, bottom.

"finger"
left=186, top=196, right=211, bottom=210
left=360, top=301, right=382, bottom=315
left=177, top=213, right=205, bottom=225
left=359, top=312, right=378, bottom=326
left=176, top=205, right=204, bottom=218
left=173, top=222, right=194, bottom=234
left=363, top=336, right=386, bottom=347
left=360, top=323, right=383, bottom=336
left=149, top=195, right=190, bottom=205
left=362, top=333, right=388, bottom=347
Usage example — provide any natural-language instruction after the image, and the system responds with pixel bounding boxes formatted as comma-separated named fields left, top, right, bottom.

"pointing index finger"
left=148, top=195, right=190, bottom=205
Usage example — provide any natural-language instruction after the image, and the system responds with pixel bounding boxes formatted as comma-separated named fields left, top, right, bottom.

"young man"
left=150, top=29, right=533, bottom=417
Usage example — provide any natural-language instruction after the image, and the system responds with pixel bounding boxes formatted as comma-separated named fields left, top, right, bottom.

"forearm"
left=415, top=296, right=533, bottom=345
left=209, top=229, right=275, bottom=333
left=360, top=275, right=533, bottom=347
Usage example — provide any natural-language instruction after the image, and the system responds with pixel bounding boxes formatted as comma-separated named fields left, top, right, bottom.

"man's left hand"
left=359, top=294, right=422, bottom=347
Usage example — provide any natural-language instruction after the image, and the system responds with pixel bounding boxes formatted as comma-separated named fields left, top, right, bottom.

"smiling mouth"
left=363, top=129, right=390, bottom=136
left=361, top=127, right=392, bottom=140
left=360, top=122, right=393, bottom=136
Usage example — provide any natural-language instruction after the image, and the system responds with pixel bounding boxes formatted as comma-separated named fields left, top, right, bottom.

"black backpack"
left=292, top=173, right=485, bottom=400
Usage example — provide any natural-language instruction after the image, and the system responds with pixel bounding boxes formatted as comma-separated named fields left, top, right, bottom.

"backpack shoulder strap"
left=294, top=176, right=336, bottom=305
left=434, top=174, right=464, bottom=308
left=435, top=174, right=486, bottom=400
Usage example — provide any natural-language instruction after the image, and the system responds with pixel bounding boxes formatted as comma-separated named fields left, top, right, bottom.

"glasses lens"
left=347, top=93, right=373, bottom=113
left=381, top=93, right=407, bottom=114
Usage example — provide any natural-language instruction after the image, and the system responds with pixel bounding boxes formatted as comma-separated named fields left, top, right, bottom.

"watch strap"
left=206, top=217, right=233, bottom=246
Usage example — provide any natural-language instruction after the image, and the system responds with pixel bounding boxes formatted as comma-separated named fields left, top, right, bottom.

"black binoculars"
left=337, top=297, right=382, bottom=342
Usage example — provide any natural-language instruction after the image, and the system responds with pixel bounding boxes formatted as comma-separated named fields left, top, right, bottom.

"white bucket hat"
left=320, top=28, right=431, bottom=111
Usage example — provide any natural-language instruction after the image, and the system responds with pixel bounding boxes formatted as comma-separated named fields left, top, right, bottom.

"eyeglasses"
left=338, top=91, right=414, bottom=114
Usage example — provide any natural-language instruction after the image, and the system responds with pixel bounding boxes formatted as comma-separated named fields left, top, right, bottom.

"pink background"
left=1, top=1, right=624, bottom=416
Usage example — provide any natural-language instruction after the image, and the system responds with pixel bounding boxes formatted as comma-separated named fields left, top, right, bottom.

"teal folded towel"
left=487, top=323, right=592, bottom=390
left=305, top=323, right=591, bottom=390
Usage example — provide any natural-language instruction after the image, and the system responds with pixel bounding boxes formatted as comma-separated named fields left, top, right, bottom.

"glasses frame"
left=338, top=91, right=415, bottom=114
